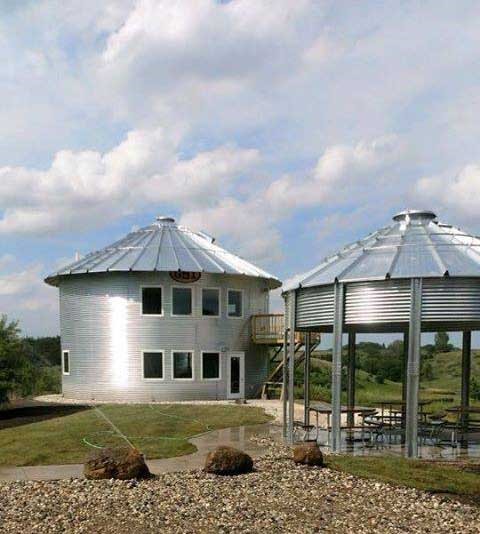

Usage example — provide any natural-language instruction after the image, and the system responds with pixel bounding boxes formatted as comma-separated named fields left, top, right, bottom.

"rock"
left=84, top=446, right=151, bottom=480
left=293, top=441, right=324, bottom=466
left=204, top=446, right=253, bottom=475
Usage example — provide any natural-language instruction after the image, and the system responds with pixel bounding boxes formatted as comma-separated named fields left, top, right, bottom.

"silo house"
left=45, top=216, right=281, bottom=402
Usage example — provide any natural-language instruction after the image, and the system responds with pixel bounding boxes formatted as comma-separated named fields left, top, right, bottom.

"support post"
left=401, top=330, right=408, bottom=442
left=331, top=282, right=345, bottom=453
left=346, top=331, right=356, bottom=429
left=461, top=331, right=472, bottom=430
left=304, top=332, right=311, bottom=426
left=406, top=278, right=422, bottom=458
left=287, top=291, right=296, bottom=444
left=282, top=326, right=288, bottom=439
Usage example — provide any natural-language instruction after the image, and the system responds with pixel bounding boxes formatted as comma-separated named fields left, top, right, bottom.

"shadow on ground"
left=0, top=405, right=91, bottom=430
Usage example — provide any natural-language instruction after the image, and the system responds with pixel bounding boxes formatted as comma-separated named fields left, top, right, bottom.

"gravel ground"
left=0, top=440, right=479, bottom=534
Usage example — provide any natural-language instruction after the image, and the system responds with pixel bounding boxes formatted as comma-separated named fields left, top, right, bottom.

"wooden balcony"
left=251, top=314, right=305, bottom=345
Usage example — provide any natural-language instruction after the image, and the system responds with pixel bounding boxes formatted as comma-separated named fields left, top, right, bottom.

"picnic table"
left=308, top=403, right=376, bottom=445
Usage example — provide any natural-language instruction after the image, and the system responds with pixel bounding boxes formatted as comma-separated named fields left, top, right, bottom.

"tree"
left=434, top=332, right=450, bottom=353
left=0, top=315, right=32, bottom=402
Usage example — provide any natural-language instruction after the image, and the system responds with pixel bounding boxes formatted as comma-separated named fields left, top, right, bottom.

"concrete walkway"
left=0, top=423, right=282, bottom=482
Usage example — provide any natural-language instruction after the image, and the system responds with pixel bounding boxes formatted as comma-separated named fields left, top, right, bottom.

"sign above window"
left=169, top=271, right=202, bottom=284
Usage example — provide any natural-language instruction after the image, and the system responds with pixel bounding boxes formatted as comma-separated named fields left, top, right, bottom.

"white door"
left=227, top=352, right=245, bottom=399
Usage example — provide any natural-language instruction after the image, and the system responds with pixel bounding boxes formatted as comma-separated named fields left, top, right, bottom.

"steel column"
left=282, top=326, right=288, bottom=439
left=287, top=291, right=296, bottom=444
left=461, top=331, right=472, bottom=429
left=406, top=278, right=422, bottom=458
left=401, top=330, right=408, bottom=442
left=346, top=332, right=356, bottom=428
left=331, top=283, right=345, bottom=453
left=304, top=332, right=311, bottom=426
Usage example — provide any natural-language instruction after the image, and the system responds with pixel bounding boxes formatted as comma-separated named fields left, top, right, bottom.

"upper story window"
left=202, top=288, right=220, bottom=317
left=143, top=351, right=164, bottom=380
left=227, top=289, right=243, bottom=318
left=172, top=287, right=192, bottom=316
left=62, top=350, right=70, bottom=375
left=142, top=287, right=163, bottom=315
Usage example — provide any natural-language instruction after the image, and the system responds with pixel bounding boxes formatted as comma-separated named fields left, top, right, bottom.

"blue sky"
left=2, top=0, right=480, bottom=337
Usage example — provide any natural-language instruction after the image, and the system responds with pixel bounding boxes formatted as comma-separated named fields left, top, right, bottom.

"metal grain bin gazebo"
left=45, top=216, right=281, bottom=403
left=283, top=209, right=480, bottom=457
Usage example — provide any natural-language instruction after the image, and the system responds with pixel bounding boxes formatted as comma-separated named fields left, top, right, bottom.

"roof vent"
left=393, top=209, right=437, bottom=223
left=156, top=215, right=175, bottom=224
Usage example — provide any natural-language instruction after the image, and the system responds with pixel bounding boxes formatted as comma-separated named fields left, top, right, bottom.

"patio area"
left=298, top=401, right=480, bottom=461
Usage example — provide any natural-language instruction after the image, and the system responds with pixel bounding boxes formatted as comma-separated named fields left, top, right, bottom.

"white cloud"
left=265, top=135, right=406, bottom=212
left=415, top=165, right=480, bottom=223
left=0, top=128, right=258, bottom=235
left=0, top=257, right=58, bottom=335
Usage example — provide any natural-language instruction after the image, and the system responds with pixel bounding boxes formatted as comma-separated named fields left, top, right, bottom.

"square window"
left=143, top=352, right=163, bottom=379
left=202, top=288, right=219, bottom=316
left=142, top=287, right=163, bottom=315
left=62, top=351, right=70, bottom=375
left=172, top=287, right=192, bottom=316
left=202, top=352, right=220, bottom=380
left=173, top=351, right=193, bottom=379
left=228, top=290, right=243, bottom=317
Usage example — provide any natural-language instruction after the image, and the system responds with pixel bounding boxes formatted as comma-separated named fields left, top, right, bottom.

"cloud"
left=180, top=197, right=283, bottom=264
left=415, top=165, right=480, bottom=224
left=0, top=127, right=259, bottom=235
left=0, top=256, right=58, bottom=334
left=180, top=135, right=406, bottom=264
left=265, top=135, right=406, bottom=212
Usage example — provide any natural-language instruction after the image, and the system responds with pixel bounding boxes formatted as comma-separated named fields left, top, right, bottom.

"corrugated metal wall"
left=296, top=286, right=334, bottom=328
left=422, top=278, right=480, bottom=323
left=344, top=280, right=411, bottom=324
left=293, top=277, right=480, bottom=330
left=60, top=272, right=269, bottom=402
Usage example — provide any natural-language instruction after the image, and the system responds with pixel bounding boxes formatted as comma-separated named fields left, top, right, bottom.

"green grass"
left=327, top=454, right=480, bottom=499
left=0, top=404, right=272, bottom=466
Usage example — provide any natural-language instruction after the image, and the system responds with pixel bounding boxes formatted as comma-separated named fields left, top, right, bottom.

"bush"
left=471, top=378, right=480, bottom=401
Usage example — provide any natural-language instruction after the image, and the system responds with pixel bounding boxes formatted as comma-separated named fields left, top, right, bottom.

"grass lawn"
left=327, top=454, right=480, bottom=500
left=0, top=404, right=272, bottom=466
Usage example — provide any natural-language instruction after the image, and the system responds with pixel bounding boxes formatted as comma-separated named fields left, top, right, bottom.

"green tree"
left=434, top=332, right=450, bottom=353
left=0, top=315, right=32, bottom=402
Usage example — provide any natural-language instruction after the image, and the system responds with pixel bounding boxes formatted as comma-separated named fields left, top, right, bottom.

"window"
left=227, top=289, right=243, bottom=318
left=62, top=350, right=70, bottom=375
left=142, top=287, right=163, bottom=315
left=172, top=287, right=192, bottom=316
left=143, top=351, right=164, bottom=380
left=173, top=351, right=193, bottom=379
left=202, top=352, right=220, bottom=380
left=202, top=288, right=220, bottom=317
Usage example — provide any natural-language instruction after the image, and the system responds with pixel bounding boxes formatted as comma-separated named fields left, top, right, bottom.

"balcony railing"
left=251, top=314, right=305, bottom=345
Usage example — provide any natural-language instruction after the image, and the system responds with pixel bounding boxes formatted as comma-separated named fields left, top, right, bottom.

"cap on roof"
left=284, top=209, right=480, bottom=291
left=45, top=216, right=281, bottom=288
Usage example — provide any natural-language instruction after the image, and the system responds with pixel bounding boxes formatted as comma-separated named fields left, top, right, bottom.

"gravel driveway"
left=0, top=441, right=478, bottom=533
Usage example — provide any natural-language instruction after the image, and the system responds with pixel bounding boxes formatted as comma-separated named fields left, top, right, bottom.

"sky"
left=2, top=0, right=480, bottom=337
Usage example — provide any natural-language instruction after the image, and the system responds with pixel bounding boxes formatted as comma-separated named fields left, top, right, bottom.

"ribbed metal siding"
left=296, top=286, right=335, bottom=328
left=422, top=278, right=480, bottom=322
left=59, top=272, right=269, bottom=402
left=344, top=280, right=411, bottom=324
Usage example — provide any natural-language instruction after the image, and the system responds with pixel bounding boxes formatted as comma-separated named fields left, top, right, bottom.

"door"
left=227, top=352, right=245, bottom=399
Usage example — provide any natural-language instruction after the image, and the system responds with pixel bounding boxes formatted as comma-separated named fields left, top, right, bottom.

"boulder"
left=293, top=441, right=324, bottom=467
left=204, top=446, right=253, bottom=475
left=84, top=446, right=151, bottom=480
